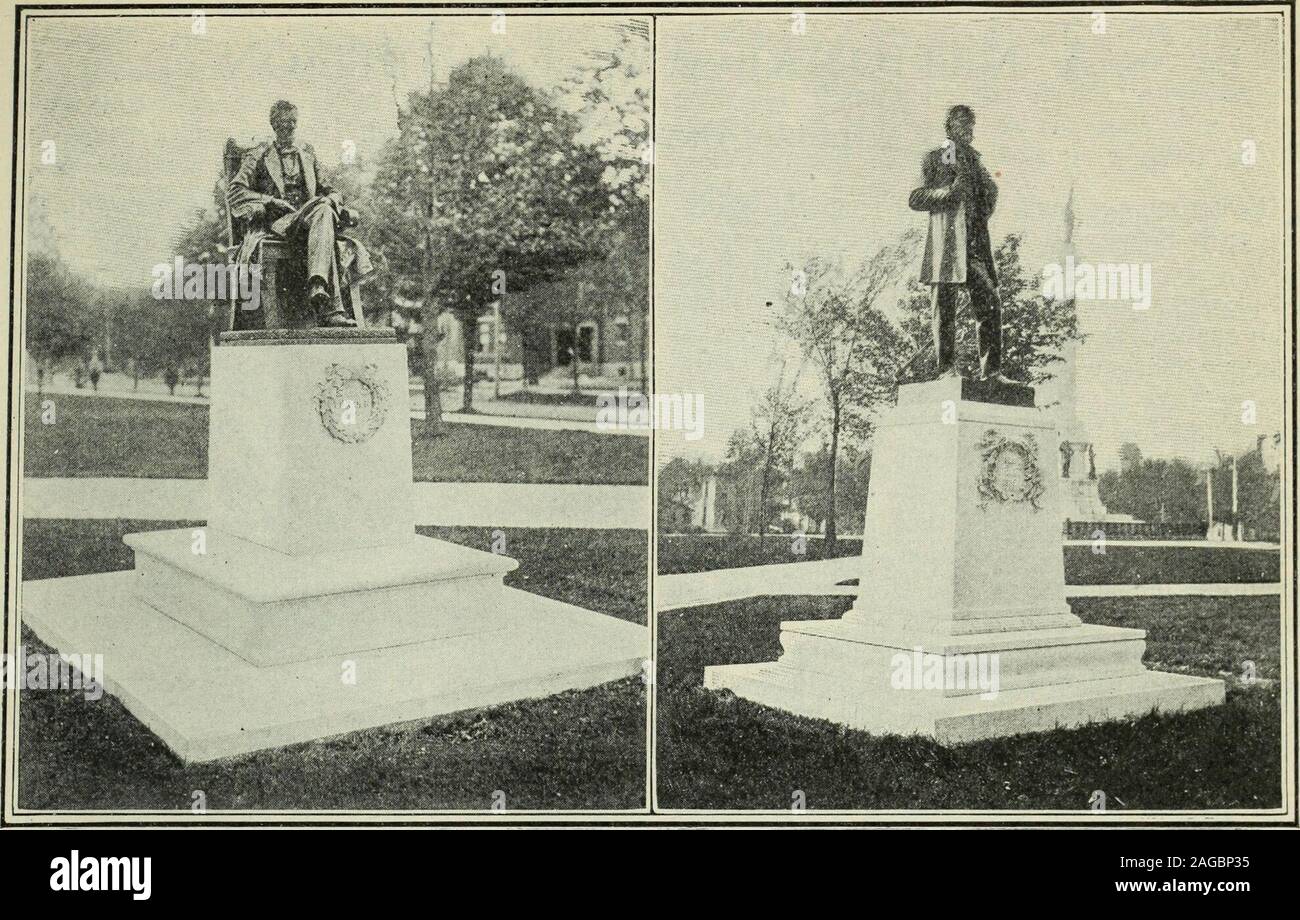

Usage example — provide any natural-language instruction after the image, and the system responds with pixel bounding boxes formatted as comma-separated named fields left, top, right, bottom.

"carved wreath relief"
left=315, top=363, right=391, bottom=443
left=976, top=428, right=1045, bottom=511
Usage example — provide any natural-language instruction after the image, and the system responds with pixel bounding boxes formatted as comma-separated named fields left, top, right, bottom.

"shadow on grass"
left=657, top=534, right=1280, bottom=583
left=23, top=393, right=648, bottom=485
left=656, top=595, right=1282, bottom=811
left=18, top=627, right=646, bottom=811
left=21, top=519, right=646, bottom=625
left=16, top=519, right=648, bottom=810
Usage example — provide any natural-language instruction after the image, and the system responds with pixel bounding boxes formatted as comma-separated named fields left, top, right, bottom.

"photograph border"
left=0, top=0, right=1293, bottom=828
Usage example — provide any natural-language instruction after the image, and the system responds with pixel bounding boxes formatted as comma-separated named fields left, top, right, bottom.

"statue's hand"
left=909, top=184, right=955, bottom=212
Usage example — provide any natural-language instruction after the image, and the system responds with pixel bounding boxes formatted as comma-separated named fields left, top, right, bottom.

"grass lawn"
left=17, top=519, right=646, bottom=810
left=498, top=389, right=608, bottom=408
left=656, top=594, right=1282, bottom=810
left=657, top=534, right=863, bottom=575
left=658, top=534, right=1280, bottom=583
left=23, top=393, right=647, bottom=485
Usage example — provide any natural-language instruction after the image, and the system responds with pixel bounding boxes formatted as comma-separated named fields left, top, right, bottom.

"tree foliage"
left=780, top=233, right=916, bottom=546
left=894, top=233, right=1084, bottom=387
left=1099, top=441, right=1281, bottom=539
left=369, top=55, right=613, bottom=413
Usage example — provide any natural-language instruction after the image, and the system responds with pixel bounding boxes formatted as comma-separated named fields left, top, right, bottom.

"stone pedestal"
left=1061, top=476, right=1110, bottom=523
left=207, top=329, right=417, bottom=555
left=23, top=328, right=646, bottom=762
left=705, top=378, right=1223, bottom=744
left=1059, top=437, right=1109, bottom=523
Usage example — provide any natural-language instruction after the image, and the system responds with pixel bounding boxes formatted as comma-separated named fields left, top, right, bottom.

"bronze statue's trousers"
left=278, top=199, right=344, bottom=320
left=931, top=260, right=1002, bottom=377
left=301, top=205, right=337, bottom=290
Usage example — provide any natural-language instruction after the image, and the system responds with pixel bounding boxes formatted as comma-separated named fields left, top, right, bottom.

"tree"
left=1098, top=441, right=1281, bottom=539
left=1118, top=442, right=1143, bottom=471
left=791, top=442, right=871, bottom=536
left=556, top=22, right=651, bottom=384
left=113, top=286, right=210, bottom=382
left=657, top=455, right=710, bottom=532
left=780, top=235, right=915, bottom=550
left=748, top=367, right=812, bottom=545
left=1241, top=436, right=1282, bottom=540
left=24, top=252, right=97, bottom=373
left=893, top=233, right=1083, bottom=387
left=707, top=373, right=810, bottom=540
left=714, top=429, right=764, bottom=535
left=369, top=56, right=610, bottom=426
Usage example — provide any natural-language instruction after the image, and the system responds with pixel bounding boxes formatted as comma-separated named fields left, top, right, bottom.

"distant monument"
left=1047, top=190, right=1119, bottom=524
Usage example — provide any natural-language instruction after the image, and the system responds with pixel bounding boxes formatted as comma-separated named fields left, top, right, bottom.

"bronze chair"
left=220, top=138, right=365, bottom=331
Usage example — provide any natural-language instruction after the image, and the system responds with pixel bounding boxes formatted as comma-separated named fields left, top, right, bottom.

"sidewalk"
left=31, top=371, right=646, bottom=436
left=664, top=532, right=1280, bottom=552
left=22, top=477, right=648, bottom=530
left=35, top=372, right=210, bottom=406
left=654, top=557, right=1283, bottom=611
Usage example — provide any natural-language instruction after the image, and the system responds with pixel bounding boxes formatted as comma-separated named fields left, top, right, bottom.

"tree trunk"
left=826, top=399, right=841, bottom=551
left=462, top=314, right=477, bottom=413
left=521, top=322, right=538, bottom=388
left=570, top=322, right=581, bottom=393
left=419, top=312, right=446, bottom=438
left=637, top=308, right=647, bottom=389
left=757, top=427, right=777, bottom=549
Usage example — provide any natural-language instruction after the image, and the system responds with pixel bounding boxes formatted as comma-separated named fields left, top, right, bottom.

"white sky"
left=19, top=11, right=1290, bottom=477
left=22, top=12, right=643, bottom=282
left=654, top=12, right=1287, bottom=474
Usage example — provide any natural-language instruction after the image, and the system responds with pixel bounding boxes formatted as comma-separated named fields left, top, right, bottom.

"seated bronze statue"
left=224, top=100, right=373, bottom=330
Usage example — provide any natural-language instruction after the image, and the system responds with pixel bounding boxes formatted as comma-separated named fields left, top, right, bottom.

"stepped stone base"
left=704, top=377, right=1225, bottom=744
left=125, top=528, right=518, bottom=666
left=24, top=571, right=646, bottom=763
left=705, top=661, right=1223, bottom=745
left=20, top=335, right=648, bottom=763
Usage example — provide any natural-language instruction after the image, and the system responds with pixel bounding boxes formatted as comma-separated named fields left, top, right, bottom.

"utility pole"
left=1232, top=454, right=1240, bottom=541
left=493, top=295, right=503, bottom=400
left=1205, top=466, right=1214, bottom=531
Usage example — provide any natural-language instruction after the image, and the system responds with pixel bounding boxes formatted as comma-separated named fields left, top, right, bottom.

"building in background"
left=368, top=258, right=648, bottom=390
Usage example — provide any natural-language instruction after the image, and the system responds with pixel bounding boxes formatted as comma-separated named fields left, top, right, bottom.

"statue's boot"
left=980, top=372, right=1019, bottom=386
left=309, top=279, right=356, bottom=328
left=318, top=312, right=357, bottom=328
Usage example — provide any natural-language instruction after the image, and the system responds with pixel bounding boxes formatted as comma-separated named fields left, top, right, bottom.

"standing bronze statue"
left=908, top=105, right=1012, bottom=384
left=228, top=100, right=373, bottom=328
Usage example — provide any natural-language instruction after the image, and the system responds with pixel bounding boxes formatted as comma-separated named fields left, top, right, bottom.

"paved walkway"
left=664, top=532, right=1279, bottom=552
left=412, top=407, right=643, bottom=436
left=21, top=478, right=647, bottom=530
left=1063, top=582, right=1282, bottom=597
left=34, top=376, right=211, bottom=406
left=1062, top=538, right=1280, bottom=550
left=657, top=557, right=863, bottom=610
left=655, top=557, right=1283, bottom=611
left=31, top=372, right=646, bottom=436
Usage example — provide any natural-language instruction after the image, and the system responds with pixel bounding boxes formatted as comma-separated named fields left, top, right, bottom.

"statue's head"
left=269, top=100, right=298, bottom=145
left=944, top=105, right=975, bottom=145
